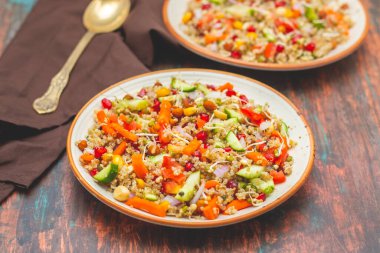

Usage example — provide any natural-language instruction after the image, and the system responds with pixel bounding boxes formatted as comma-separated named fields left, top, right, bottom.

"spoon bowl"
left=84, top=0, right=131, bottom=33
left=33, top=0, right=131, bottom=114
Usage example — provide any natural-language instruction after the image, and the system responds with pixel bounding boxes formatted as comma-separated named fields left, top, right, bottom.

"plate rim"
left=66, top=68, right=315, bottom=228
left=162, top=0, right=369, bottom=71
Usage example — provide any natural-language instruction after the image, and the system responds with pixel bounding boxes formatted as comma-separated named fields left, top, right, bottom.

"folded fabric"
left=0, top=0, right=179, bottom=202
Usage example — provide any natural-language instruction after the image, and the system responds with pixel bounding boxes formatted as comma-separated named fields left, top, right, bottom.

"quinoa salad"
left=181, top=0, right=353, bottom=64
left=76, top=78, right=295, bottom=219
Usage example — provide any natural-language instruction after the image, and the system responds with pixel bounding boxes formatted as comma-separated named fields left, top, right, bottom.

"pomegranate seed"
left=239, top=95, right=249, bottom=104
left=264, top=152, right=275, bottom=162
left=196, top=131, right=208, bottom=143
left=276, top=44, right=285, bottom=53
left=90, top=168, right=98, bottom=177
left=201, top=3, right=211, bottom=10
left=94, top=146, right=107, bottom=159
left=275, top=1, right=286, bottom=8
left=152, top=98, right=160, bottom=112
left=184, top=162, right=193, bottom=172
left=203, top=143, right=209, bottom=149
left=171, top=89, right=178, bottom=95
left=137, top=88, right=147, bottom=97
left=101, top=98, right=112, bottom=109
left=246, top=25, right=256, bottom=32
left=226, top=89, right=237, bottom=97
left=224, top=147, right=232, bottom=152
left=199, top=113, right=210, bottom=122
left=231, top=35, right=238, bottom=41
left=257, top=193, right=266, bottom=201
left=206, top=84, right=216, bottom=91
left=230, top=50, right=241, bottom=59
left=237, top=133, right=246, bottom=140
left=304, top=42, right=316, bottom=52
left=226, top=180, right=238, bottom=188
left=193, top=150, right=202, bottom=158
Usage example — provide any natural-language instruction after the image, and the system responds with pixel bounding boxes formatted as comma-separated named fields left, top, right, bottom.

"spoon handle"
left=33, top=31, right=95, bottom=114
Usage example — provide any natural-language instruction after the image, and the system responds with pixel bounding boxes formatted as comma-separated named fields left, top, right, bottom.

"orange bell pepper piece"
left=80, top=153, right=94, bottom=164
left=196, top=118, right=207, bottom=129
left=108, top=113, right=118, bottom=123
left=113, top=141, right=127, bottom=155
left=203, top=196, right=220, bottom=220
left=246, top=152, right=269, bottom=166
left=157, top=100, right=172, bottom=126
left=224, top=200, right=251, bottom=214
left=96, top=110, right=107, bottom=123
left=162, top=169, right=186, bottom=184
left=110, top=123, right=137, bottom=142
left=218, top=82, right=234, bottom=91
left=126, top=197, right=169, bottom=217
left=270, top=170, right=286, bottom=184
left=183, top=139, right=202, bottom=156
left=131, top=154, right=148, bottom=179
left=205, top=180, right=219, bottom=189
left=264, top=42, right=276, bottom=59
left=162, top=181, right=182, bottom=194
left=101, top=124, right=117, bottom=137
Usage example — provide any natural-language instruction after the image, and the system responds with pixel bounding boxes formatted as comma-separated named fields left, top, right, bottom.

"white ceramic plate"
left=67, top=69, right=315, bottom=228
left=163, top=0, right=369, bottom=71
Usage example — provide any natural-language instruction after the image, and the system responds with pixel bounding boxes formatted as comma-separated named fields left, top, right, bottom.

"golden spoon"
left=33, top=0, right=131, bottom=114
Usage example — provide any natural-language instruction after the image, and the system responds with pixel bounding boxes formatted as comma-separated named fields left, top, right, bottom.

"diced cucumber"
left=93, top=163, right=118, bottom=184
left=126, top=99, right=149, bottom=111
left=214, top=141, right=225, bottom=148
left=196, top=83, right=211, bottom=95
left=236, top=165, right=265, bottom=179
left=238, top=182, right=247, bottom=189
left=226, top=131, right=245, bottom=152
left=171, top=78, right=196, bottom=92
left=209, top=0, right=226, bottom=5
left=263, top=28, right=275, bottom=42
left=225, top=4, right=254, bottom=18
left=175, top=171, right=200, bottom=202
left=144, top=193, right=159, bottom=201
left=158, top=94, right=178, bottom=102
left=305, top=6, right=318, bottom=21
left=250, top=178, right=275, bottom=195
left=224, top=108, right=244, bottom=122
left=312, top=20, right=325, bottom=29
left=148, top=153, right=167, bottom=164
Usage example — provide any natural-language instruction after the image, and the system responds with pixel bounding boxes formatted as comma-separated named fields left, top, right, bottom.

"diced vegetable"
left=224, top=200, right=251, bottom=214
left=270, top=170, right=286, bottom=184
left=250, top=178, right=275, bottom=194
left=205, top=180, right=219, bottom=189
left=225, top=4, right=254, bottom=18
left=224, top=108, right=244, bottom=122
left=148, top=153, right=167, bottom=164
left=196, top=83, right=211, bottom=95
left=203, top=196, right=220, bottom=220
left=126, top=197, right=169, bottom=217
left=110, top=123, right=138, bottom=142
left=183, top=139, right=202, bottom=156
left=175, top=171, right=201, bottom=202
left=236, top=165, right=264, bottom=179
left=94, top=163, right=119, bottom=183
left=97, top=110, right=107, bottom=123
left=246, top=152, right=269, bottom=166
left=226, top=131, right=245, bottom=151
left=113, top=141, right=127, bottom=155
left=131, top=154, right=148, bottom=179
left=144, top=193, right=159, bottom=201
left=171, top=78, right=196, bottom=92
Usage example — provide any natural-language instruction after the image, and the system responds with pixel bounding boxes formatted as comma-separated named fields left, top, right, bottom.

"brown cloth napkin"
left=0, top=0, right=179, bottom=202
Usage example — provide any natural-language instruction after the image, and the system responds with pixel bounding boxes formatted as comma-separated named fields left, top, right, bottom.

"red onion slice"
left=190, top=181, right=205, bottom=205
left=163, top=195, right=181, bottom=206
left=214, top=165, right=229, bottom=178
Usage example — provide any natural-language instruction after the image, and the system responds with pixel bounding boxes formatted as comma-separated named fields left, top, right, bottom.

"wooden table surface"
left=0, top=0, right=379, bottom=252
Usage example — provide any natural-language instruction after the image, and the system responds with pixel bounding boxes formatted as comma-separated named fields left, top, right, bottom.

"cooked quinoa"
left=76, top=78, right=294, bottom=219
left=181, top=0, right=352, bottom=64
